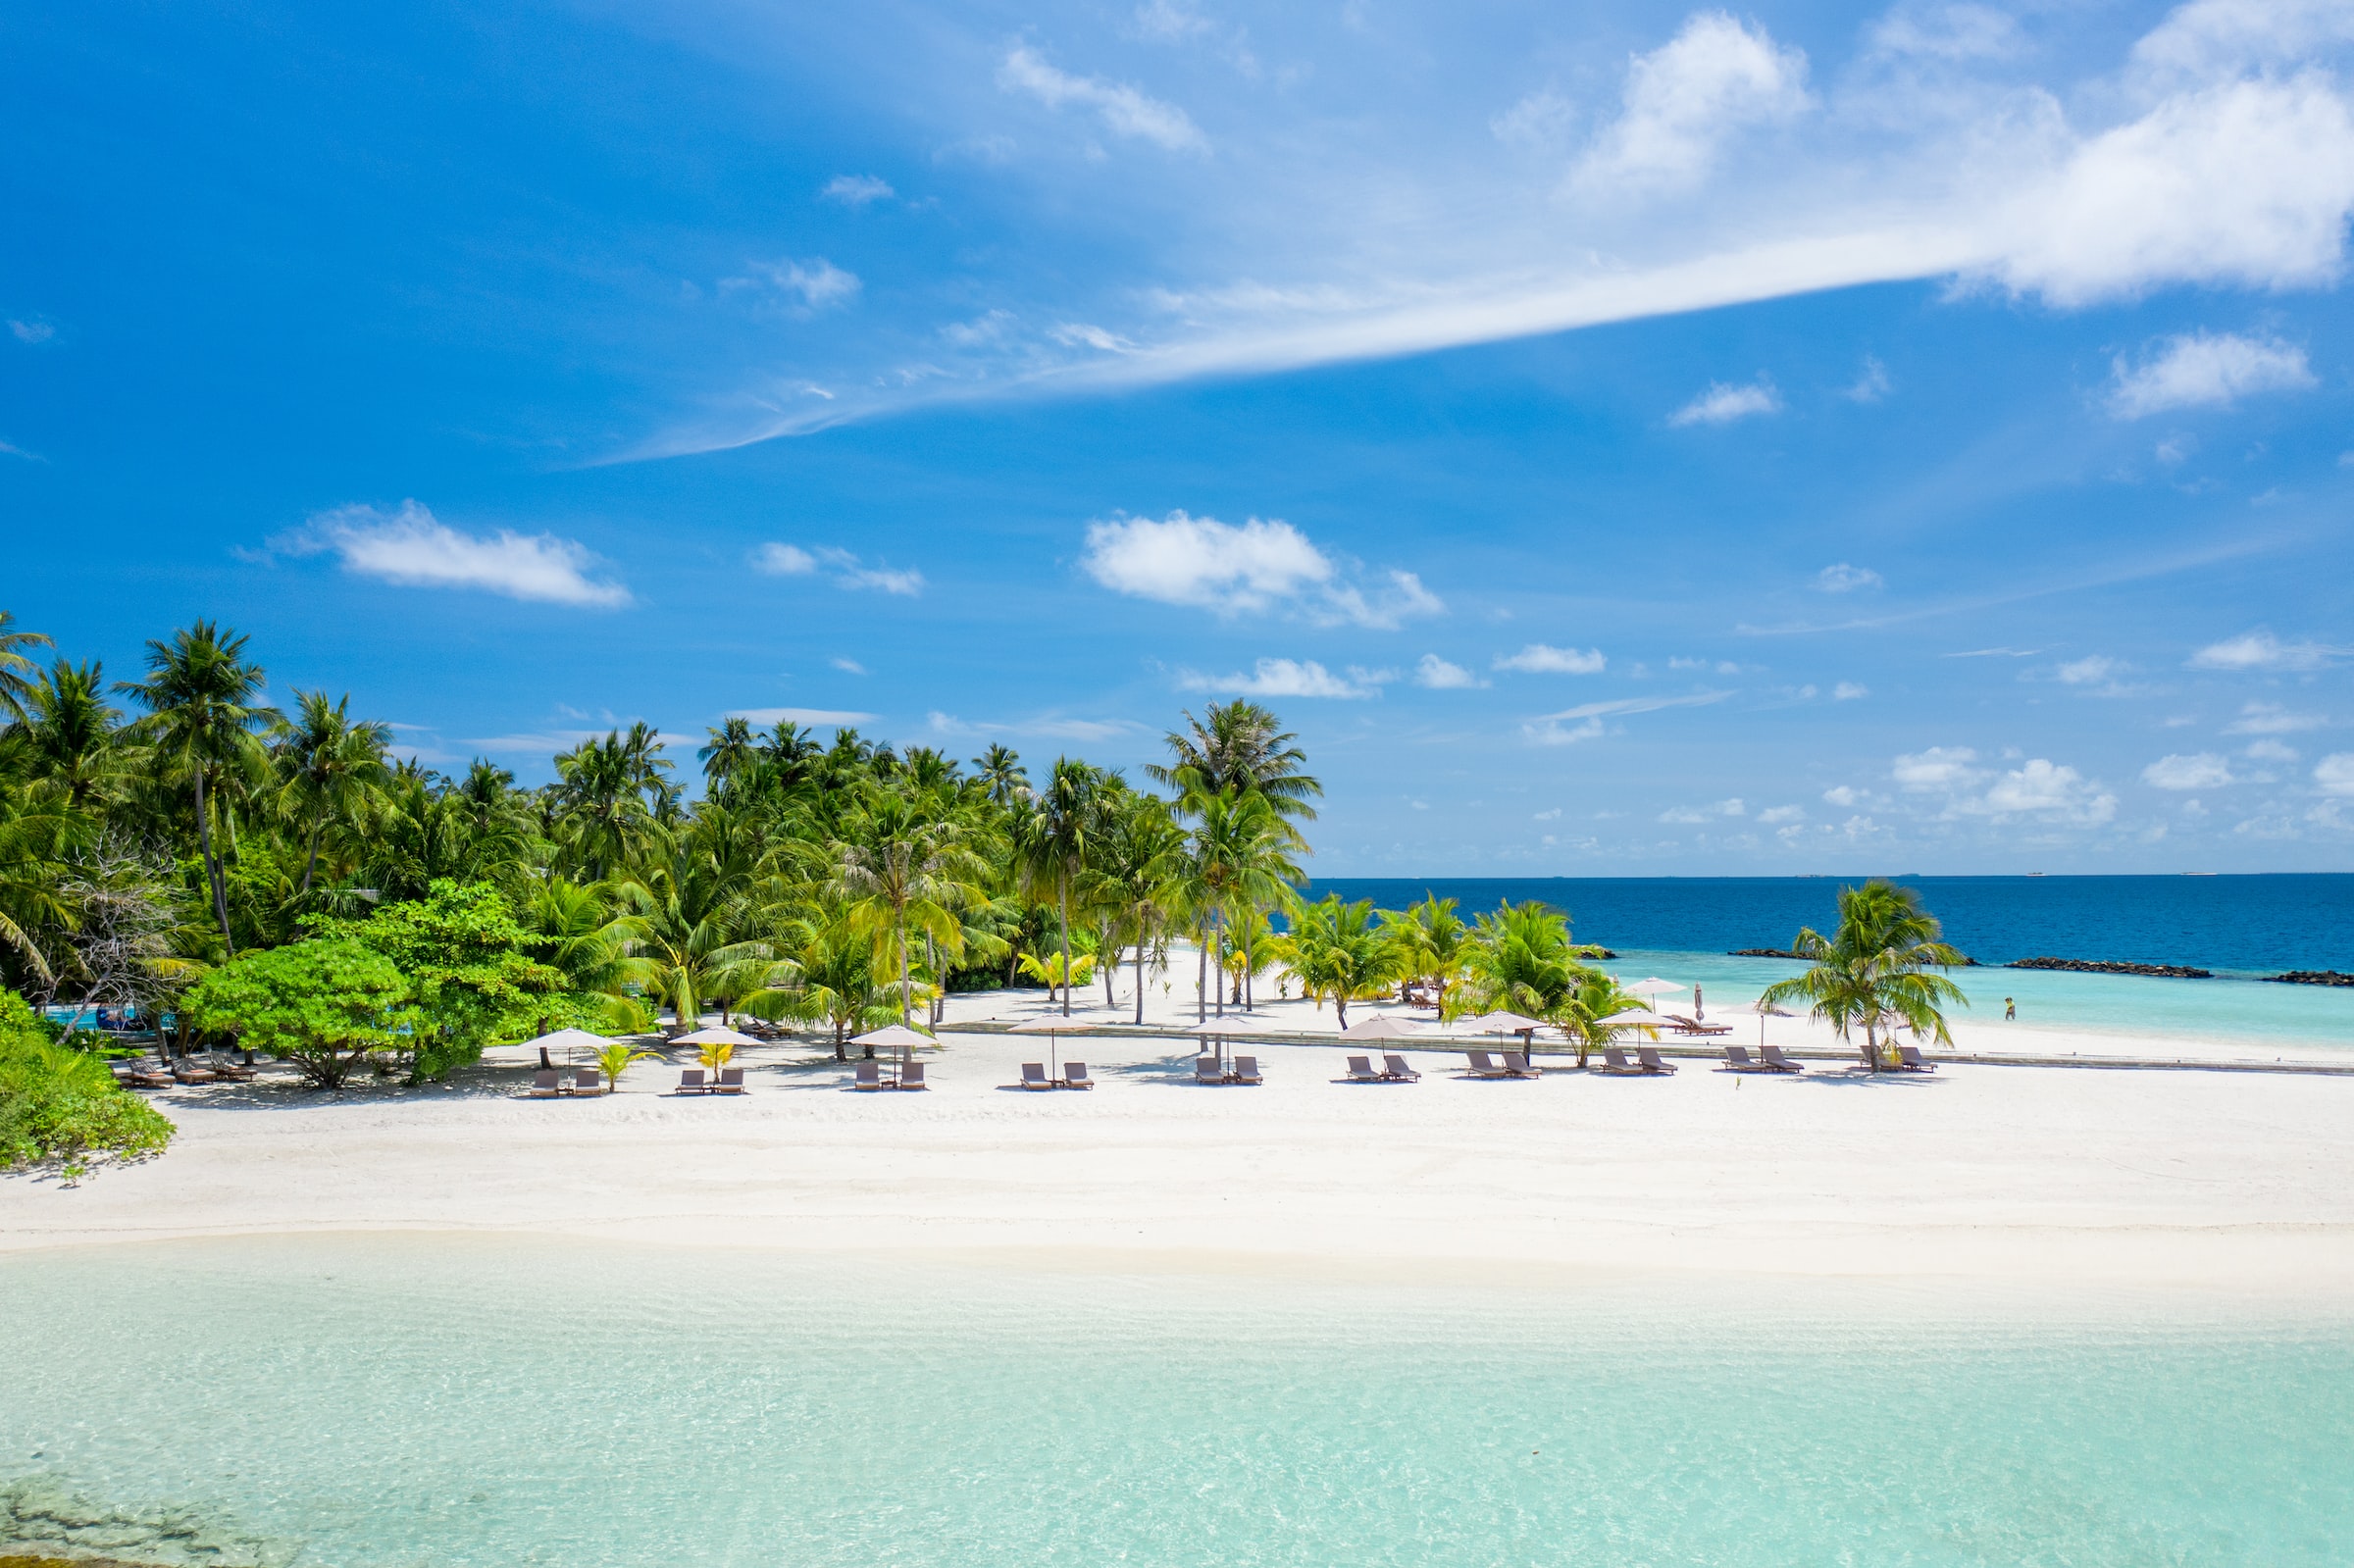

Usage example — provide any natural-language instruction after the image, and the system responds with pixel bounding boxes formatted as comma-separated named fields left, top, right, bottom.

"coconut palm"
left=1762, top=880, right=1968, bottom=1072
left=972, top=743, right=1029, bottom=807
left=16, top=658, right=128, bottom=813
left=1267, top=894, right=1403, bottom=1030
left=1012, top=758, right=1105, bottom=1018
left=0, top=611, right=53, bottom=726
left=521, top=877, right=652, bottom=1032
left=592, top=1040, right=660, bottom=1091
left=1551, top=969, right=1653, bottom=1068
left=273, top=689, right=391, bottom=897
left=1449, top=901, right=1584, bottom=1022
left=1150, top=700, right=1321, bottom=820
left=834, top=787, right=990, bottom=1023
left=116, top=621, right=275, bottom=954
left=1382, top=894, right=1469, bottom=1010
left=552, top=724, right=672, bottom=881
left=741, top=919, right=898, bottom=1058
left=614, top=848, right=769, bottom=1031
left=1181, top=786, right=1301, bottom=1017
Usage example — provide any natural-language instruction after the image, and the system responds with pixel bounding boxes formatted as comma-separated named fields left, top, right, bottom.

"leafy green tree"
left=1181, top=786, right=1301, bottom=1017
left=0, top=988, right=174, bottom=1173
left=838, top=787, right=988, bottom=1023
left=1150, top=701, right=1322, bottom=820
left=273, top=689, right=390, bottom=897
left=741, top=920, right=897, bottom=1058
left=184, top=937, right=412, bottom=1088
left=1013, top=758, right=1105, bottom=1018
left=17, top=658, right=127, bottom=813
left=1763, top=880, right=1968, bottom=1072
left=592, top=1039, right=659, bottom=1090
left=1382, top=895, right=1470, bottom=1010
left=117, top=621, right=275, bottom=955
left=1268, top=895, right=1403, bottom=1029
left=1084, top=789, right=1186, bottom=1024
left=1450, top=900, right=1584, bottom=1023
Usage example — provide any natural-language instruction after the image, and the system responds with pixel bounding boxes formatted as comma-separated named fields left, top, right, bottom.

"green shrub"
left=0, top=992, right=175, bottom=1173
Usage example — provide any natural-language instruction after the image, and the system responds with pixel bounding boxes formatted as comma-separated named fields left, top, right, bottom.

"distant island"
left=2007, top=957, right=2212, bottom=979
left=1732, top=947, right=1980, bottom=966
left=2262, top=971, right=2354, bottom=987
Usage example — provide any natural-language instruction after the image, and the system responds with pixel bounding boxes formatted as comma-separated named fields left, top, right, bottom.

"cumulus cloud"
left=1893, top=746, right=1984, bottom=790
left=2189, top=630, right=2348, bottom=671
left=2143, top=751, right=2233, bottom=789
left=1493, top=87, right=1580, bottom=150
left=2316, top=753, right=2354, bottom=795
left=723, top=257, right=861, bottom=311
left=1522, top=689, right=1731, bottom=744
left=1758, top=803, right=1805, bottom=823
left=1660, top=797, right=1746, bottom=823
left=750, top=542, right=922, bottom=595
left=1576, top=12, right=1812, bottom=193
left=2056, top=655, right=2122, bottom=684
left=821, top=175, right=895, bottom=205
left=2108, top=331, right=2317, bottom=417
left=1669, top=377, right=1781, bottom=426
left=1823, top=784, right=1862, bottom=806
left=999, top=46, right=1208, bottom=152
left=1816, top=562, right=1883, bottom=593
left=276, top=501, right=629, bottom=607
left=1179, top=658, right=1387, bottom=699
left=1495, top=642, right=1606, bottom=674
left=2224, top=701, right=2328, bottom=734
left=1833, top=682, right=1869, bottom=700
left=750, top=543, right=817, bottom=576
left=1896, top=746, right=2116, bottom=821
left=1845, top=355, right=1893, bottom=402
left=1080, top=511, right=1438, bottom=628
left=8, top=318, right=54, bottom=344
left=1413, top=654, right=1487, bottom=688
left=732, top=706, right=877, bottom=727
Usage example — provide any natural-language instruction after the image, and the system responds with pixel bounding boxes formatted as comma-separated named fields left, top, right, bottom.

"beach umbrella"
left=1339, top=1014, right=1421, bottom=1040
left=1459, top=1010, right=1547, bottom=1038
left=516, top=1027, right=612, bottom=1068
left=850, top=1023, right=936, bottom=1072
left=1009, top=1013, right=1097, bottom=1079
left=1600, top=1008, right=1678, bottom=1032
left=673, top=1027, right=763, bottom=1046
left=1184, top=1017, right=1234, bottom=1071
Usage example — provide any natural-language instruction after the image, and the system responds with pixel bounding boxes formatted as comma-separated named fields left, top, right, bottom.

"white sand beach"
left=9, top=970, right=2354, bottom=1301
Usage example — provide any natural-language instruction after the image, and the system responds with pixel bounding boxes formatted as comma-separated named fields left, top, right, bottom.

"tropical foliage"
left=0, top=988, right=175, bottom=1173
left=1761, top=879, right=1967, bottom=1072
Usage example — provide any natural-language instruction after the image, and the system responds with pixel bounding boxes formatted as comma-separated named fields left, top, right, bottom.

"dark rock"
left=2262, top=970, right=2354, bottom=987
left=2006, top=957, right=2212, bottom=979
left=1730, top=948, right=1805, bottom=959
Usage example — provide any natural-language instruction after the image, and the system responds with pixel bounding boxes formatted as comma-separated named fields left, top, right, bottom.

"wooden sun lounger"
left=1598, top=1046, right=1647, bottom=1076
left=116, top=1061, right=174, bottom=1089
left=715, top=1066, right=747, bottom=1094
left=1896, top=1045, right=1938, bottom=1073
left=1381, top=1053, right=1421, bottom=1083
left=1461, top=1049, right=1514, bottom=1079
left=676, top=1068, right=708, bottom=1094
left=1062, top=1061, right=1095, bottom=1089
left=1020, top=1062, right=1052, bottom=1090
left=1633, top=1047, right=1676, bottom=1076
left=204, top=1053, right=257, bottom=1081
left=852, top=1062, right=883, bottom=1090
left=1666, top=1014, right=1731, bottom=1037
left=1344, top=1054, right=1383, bottom=1083
left=1721, top=1045, right=1773, bottom=1073
left=1195, top=1057, right=1226, bottom=1085
left=529, top=1069, right=561, bottom=1097
left=571, top=1068, right=603, bottom=1095
left=1501, top=1050, right=1543, bottom=1079
left=1761, top=1045, right=1806, bottom=1074
left=171, top=1062, right=219, bottom=1085
left=896, top=1063, right=927, bottom=1090
left=1231, top=1055, right=1263, bottom=1085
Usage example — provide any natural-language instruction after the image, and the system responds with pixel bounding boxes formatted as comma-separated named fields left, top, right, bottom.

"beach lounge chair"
left=715, top=1067, right=747, bottom=1094
left=1633, top=1047, right=1676, bottom=1076
left=204, top=1051, right=257, bottom=1081
left=1461, top=1049, right=1513, bottom=1079
left=1062, top=1061, right=1095, bottom=1090
left=1501, top=1050, right=1543, bottom=1079
left=529, top=1070, right=561, bottom=1098
left=1896, top=1044, right=1938, bottom=1073
left=896, top=1063, right=927, bottom=1090
left=852, top=1062, right=883, bottom=1090
left=1232, top=1055, right=1263, bottom=1085
left=1598, top=1046, right=1646, bottom=1076
left=115, top=1060, right=173, bottom=1089
left=1722, top=1045, right=1772, bottom=1073
left=1020, top=1062, right=1052, bottom=1090
left=572, top=1068, right=602, bottom=1095
left=1666, top=1013, right=1731, bottom=1037
left=1760, top=1045, right=1806, bottom=1074
left=1195, top=1056, right=1226, bottom=1085
left=676, top=1068, right=707, bottom=1094
left=170, top=1061, right=218, bottom=1085
left=1345, top=1054, right=1382, bottom=1082
left=1381, top=1053, right=1421, bottom=1083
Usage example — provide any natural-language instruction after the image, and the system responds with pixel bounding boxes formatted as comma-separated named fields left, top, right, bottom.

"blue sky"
left=6, top=0, right=2354, bottom=873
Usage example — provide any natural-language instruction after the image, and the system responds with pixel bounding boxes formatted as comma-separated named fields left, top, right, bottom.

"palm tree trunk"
left=1211, top=906, right=1225, bottom=1020
left=1196, top=924, right=1206, bottom=1023
left=897, top=907, right=912, bottom=1023
left=1057, top=874, right=1072, bottom=1018
left=194, top=766, right=233, bottom=956
left=1133, top=934, right=1147, bottom=1027
left=1244, top=916, right=1254, bottom=1011
left=300, top=813, right=324, bottom=897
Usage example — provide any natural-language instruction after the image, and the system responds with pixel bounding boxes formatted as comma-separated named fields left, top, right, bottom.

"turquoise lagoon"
left=3, top=1236, right=2349, bottom=1566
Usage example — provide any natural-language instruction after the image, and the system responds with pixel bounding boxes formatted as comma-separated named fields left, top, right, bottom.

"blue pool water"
left=1, top=1237, right=2349, bottom=1567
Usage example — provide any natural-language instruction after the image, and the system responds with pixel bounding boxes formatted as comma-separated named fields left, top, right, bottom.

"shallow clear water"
left=3, top=1237, right=2349, bottom=1566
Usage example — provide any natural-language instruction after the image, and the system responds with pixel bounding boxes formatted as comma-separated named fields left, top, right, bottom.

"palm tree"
left=1084, top=790, right=1186, bottom=1024
left=972, top=743, right=1029, bottom=807
left=1381, top=894, right=1469, bottom=1010
left=1182, top=786, right=1300, bottom=1018
left=1150, top=700, right=1321, bottom=820
left=1013, top=758, right=1104, bottom=1018
left=698, top=717, right=758, bottom=798
left=552, top=724, right=671, bottom=880
left=614, top=851, right=769, bottom=1032
left=1762, top=880, right=1968, bottom=1072
left=522, top=877, right=652, bottom=1032
left=1551, top=969, right=1652, bottom=1069
left=17, top=658, right=127, bottom=812
left=0, top=611, right=52, bottom=725
left=274, top=689, right=391, bottom=897
left=1268, top=895, right=1402, bottom=1029
left=116, top=621, right=274, bottom=954
left=834, top=787, right=990, bottom=1023
left=741, top=920, right=899, bottom=1058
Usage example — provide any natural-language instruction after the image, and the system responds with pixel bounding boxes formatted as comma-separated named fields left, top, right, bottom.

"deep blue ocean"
left=1303, top=875, right=2354, bottom=976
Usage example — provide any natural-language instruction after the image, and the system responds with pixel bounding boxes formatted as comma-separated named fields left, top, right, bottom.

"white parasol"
left=1009, top=1013, right=1098, bottom=1079
left=516, top=1027, right=612, bottom=1068
left=851, top=1023, right=937, bottom=1074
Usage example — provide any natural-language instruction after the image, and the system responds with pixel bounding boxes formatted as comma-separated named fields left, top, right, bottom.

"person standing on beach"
left=2005, top=997, right=2016, bottom=1021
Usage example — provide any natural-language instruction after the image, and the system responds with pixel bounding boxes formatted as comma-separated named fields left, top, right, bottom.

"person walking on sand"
left=2005, top=996, right=2016, bottom=1021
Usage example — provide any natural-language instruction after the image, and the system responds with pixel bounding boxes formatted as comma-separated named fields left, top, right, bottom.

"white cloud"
left=8, top=319, right=54, bottom=344
left=1661, top=796, right=1746, bottom=823
left=1533, top=807, right=1562, bottom=820
left=731, top=707, right=877, bottom=727
left=928, top=710, right=1137, bottom=740
left=998, top=46, right=1208, bottom=153
left=1493, top=88, right=1579, bottom=150
left=1845, top=355, right=1893, bottom=402
left=1079, top=511, right=1437, bottom=628
left=1525, top=716, right=1607, bottom=746
left=1868, top=4, right=2023, bottom=63
left=1893, top=746, right=1983, bottom=790
left=750, top=543, right=817, bottom=576
left=942, top=309, right=1014, bottom=346
left=1179, top=658, right=1386, bottom=699
left=1413, top=653, right=1487, bottom=688
left=1832, top=682, right=1869, bottom=701
left=2131, top=0, right=2354, bottom=86
left=1495, top=642, right=1606, bottom=675
left=1669, top=377, right=1781, bottom=426
left=821, top=175, right=895, bottom=206
left=2056, top=655, right=2125, bottom=685
left=2143, top=751, right=2234, bottom=789
left=1758, top=804, right=1805, bottom=824
left=2108, top=331, right=2317, bottom=418
left=1816, top=562, right=1883, bottom=593
left=2224, top=701, right=2328, bottom=734
left=1134, top=0, right=1214, bottom=41
left=277, top=501, right=629, bottom=608
left=1975, top=759, right=2119, bottom=823
left=1576, top=12, right=1813, bottom=193
left=1522, top=688, right=1732, bottom=743
left=723, top=258, right=860, bottom=311
left=830, top=657, right=867, bottom=676
left=2190, top=631, right=2347, bottom=671
left=2316, top=753, right=2354, bottom=795
left=1051, top=322, right=1134, bottom=353
left=2244, top=737, right=2298, bottom=761
left=1822, top=784, right=1861, bottom=807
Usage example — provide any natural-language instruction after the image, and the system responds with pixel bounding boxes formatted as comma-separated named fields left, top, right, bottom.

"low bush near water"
left=0, top=991, right=175, bottom=1174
